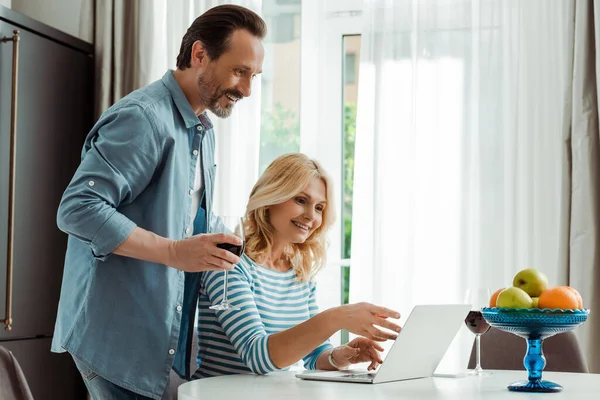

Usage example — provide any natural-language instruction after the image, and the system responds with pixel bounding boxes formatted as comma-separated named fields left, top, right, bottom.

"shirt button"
left=169, top=349, right=175, bottom=355
left=185, top=228, right=191, bottom=234
left=196, top=125, right=202, bottom=131
left=193, top=150, right=199, bottom=156
left=176, top=305, right=182, bottom=312
left=88, top=180, right=95, bottom=187
left=189, top=189, right=194, bottom=195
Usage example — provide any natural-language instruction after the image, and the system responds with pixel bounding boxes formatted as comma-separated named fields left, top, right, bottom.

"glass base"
left=508, top=379, right=562, bottom=393
left=465, top=369, right=493, bottom=376
left=209, top=301, right=240, bottom=311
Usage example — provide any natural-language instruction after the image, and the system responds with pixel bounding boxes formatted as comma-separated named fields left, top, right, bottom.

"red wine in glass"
left=210, top=216, right=244, bottom=311
left=217, top=243, right=244, bottom=257
left=465, top=311, right=491, bottom=335
left=464, top=287, right=493, bottom=375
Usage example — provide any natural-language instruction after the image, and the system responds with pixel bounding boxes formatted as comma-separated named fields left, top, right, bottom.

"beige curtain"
left=80, top=0, right=154, bottom=118
left=568, top=0, right=600, bottom=374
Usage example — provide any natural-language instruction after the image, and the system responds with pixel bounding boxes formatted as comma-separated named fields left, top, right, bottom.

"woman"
left=194, top=153, right=401, bottom=378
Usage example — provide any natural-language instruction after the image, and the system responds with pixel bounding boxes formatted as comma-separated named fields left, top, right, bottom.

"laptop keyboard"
left=340, top=373, right=377, bottom=379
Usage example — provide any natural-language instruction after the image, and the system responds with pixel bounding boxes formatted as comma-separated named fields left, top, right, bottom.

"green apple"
left=496, top=287, right=533, bottom=309
left=532, top=297, right=539, bottom=308
left=513, top=268, right=548, bottom=297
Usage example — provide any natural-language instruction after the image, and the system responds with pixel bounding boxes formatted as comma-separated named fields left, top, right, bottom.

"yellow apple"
left=513, top=268, right=548, bottom=297
left=532, top=297, right=539, bottom=308
left=496, top=287, right=534, bottom=309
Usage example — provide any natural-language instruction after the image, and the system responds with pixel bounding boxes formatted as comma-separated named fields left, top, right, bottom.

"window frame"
left=300, top=0, right=363, bottom=345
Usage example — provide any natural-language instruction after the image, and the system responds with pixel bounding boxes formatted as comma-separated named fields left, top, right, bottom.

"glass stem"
left=475, top=334, right=482, bottom=372
left=222, top=270, right=229, bottom=303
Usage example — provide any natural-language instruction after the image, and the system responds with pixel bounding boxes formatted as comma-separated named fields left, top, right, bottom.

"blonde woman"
left=194, top=153, right=401, bottom=378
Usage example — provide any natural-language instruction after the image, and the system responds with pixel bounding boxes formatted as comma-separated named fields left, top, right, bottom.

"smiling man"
left=51, top=5, right=265, bottom=400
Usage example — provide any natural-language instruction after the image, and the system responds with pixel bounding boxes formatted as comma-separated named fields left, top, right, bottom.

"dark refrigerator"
left=1, top=6, right=92, bottom=399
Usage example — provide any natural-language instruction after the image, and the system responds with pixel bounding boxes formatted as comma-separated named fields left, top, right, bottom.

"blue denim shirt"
left=52, top=70, right=217, bottom=399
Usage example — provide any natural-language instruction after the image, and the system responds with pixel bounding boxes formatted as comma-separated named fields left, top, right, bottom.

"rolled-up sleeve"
left=56, top=103, right=161, bottom=260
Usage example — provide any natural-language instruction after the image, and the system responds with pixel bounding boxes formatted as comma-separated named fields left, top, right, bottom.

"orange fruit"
left=565, top=286, right=584, bottom=309
left=489, top=288, right=505, bottom=307
left=538, top=286, right=581, bottom=310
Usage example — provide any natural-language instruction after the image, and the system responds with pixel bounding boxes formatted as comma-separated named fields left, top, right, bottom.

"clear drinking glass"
left=464, top=287, right=493, bottom=376
left=209, top=216, right=244, bottom=311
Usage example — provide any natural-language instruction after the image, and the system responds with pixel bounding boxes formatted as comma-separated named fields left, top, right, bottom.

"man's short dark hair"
left=176, top=4, right=267, bottom=69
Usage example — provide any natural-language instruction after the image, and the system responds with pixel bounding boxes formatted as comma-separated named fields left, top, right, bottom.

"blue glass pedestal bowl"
left=481, top=307, right=589, bottom=393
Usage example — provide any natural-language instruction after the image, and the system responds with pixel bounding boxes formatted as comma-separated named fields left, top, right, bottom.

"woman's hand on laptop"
left=334, top=302, right=401, bottom=341
left=330, top=338, right=385, bottom=371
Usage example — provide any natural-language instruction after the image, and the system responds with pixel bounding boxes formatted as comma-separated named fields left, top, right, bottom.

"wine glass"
left=464, top=287, right=493, bottom=376
left=209, top=216, right=244, bottom=311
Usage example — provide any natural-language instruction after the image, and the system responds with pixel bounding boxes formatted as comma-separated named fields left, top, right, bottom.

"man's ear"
left=190, top=40, right=209, bottom=68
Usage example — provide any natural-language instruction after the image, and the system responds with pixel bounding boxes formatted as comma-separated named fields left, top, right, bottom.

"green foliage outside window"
left=259, top=102, right=300, bottom=174
left=341, top=102, right=356, bottom=344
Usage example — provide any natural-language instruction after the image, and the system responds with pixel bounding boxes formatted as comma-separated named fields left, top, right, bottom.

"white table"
left=179, top=370, right=600, bottom=399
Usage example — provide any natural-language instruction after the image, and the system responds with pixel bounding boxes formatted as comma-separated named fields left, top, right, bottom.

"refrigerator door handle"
left=1, top=29, right=20, bottom=332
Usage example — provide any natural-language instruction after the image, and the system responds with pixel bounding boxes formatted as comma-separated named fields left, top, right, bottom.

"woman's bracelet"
left=328, top=349, right=348, bottom=370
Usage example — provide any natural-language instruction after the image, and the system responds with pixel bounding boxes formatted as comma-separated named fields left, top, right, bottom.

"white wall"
left=1, top=0, right=12, bottom=9
left=10, top=0, right=91, bottom=42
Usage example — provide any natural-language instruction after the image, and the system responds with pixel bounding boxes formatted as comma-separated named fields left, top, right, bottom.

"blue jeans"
left=72, top=356, right=181, bottom=400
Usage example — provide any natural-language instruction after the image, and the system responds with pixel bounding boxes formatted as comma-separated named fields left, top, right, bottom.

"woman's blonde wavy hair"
left=244, top=153, right=336, bottom=282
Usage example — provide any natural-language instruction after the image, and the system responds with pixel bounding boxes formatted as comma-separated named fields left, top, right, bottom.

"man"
left=52, top=5, right=266, bottom=399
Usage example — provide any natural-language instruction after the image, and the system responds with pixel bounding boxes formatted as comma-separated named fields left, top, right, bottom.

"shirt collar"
left=162, top=70, right=213, bottom=130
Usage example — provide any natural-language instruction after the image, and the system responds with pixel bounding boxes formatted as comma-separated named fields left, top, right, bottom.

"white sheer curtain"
left=350, top=0, right=576, bottom=369
left=81, top=0, right=262, bottom=217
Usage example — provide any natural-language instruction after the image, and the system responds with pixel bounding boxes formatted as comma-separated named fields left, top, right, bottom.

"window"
left=340, top=34, right=361, bottom=344
left=297, top=0, right=363, bottom=345
left=344, top=53, right=357, bottom=84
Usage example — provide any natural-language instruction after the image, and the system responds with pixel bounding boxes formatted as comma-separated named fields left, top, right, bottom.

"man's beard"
left=198, top=74, right=243, bottom=118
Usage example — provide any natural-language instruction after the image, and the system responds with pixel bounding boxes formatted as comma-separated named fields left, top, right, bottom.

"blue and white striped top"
left=193, top=254, right=332, bottom=378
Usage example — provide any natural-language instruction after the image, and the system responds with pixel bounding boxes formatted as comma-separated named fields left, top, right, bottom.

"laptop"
left=295, top=304, right=471, bottom=384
